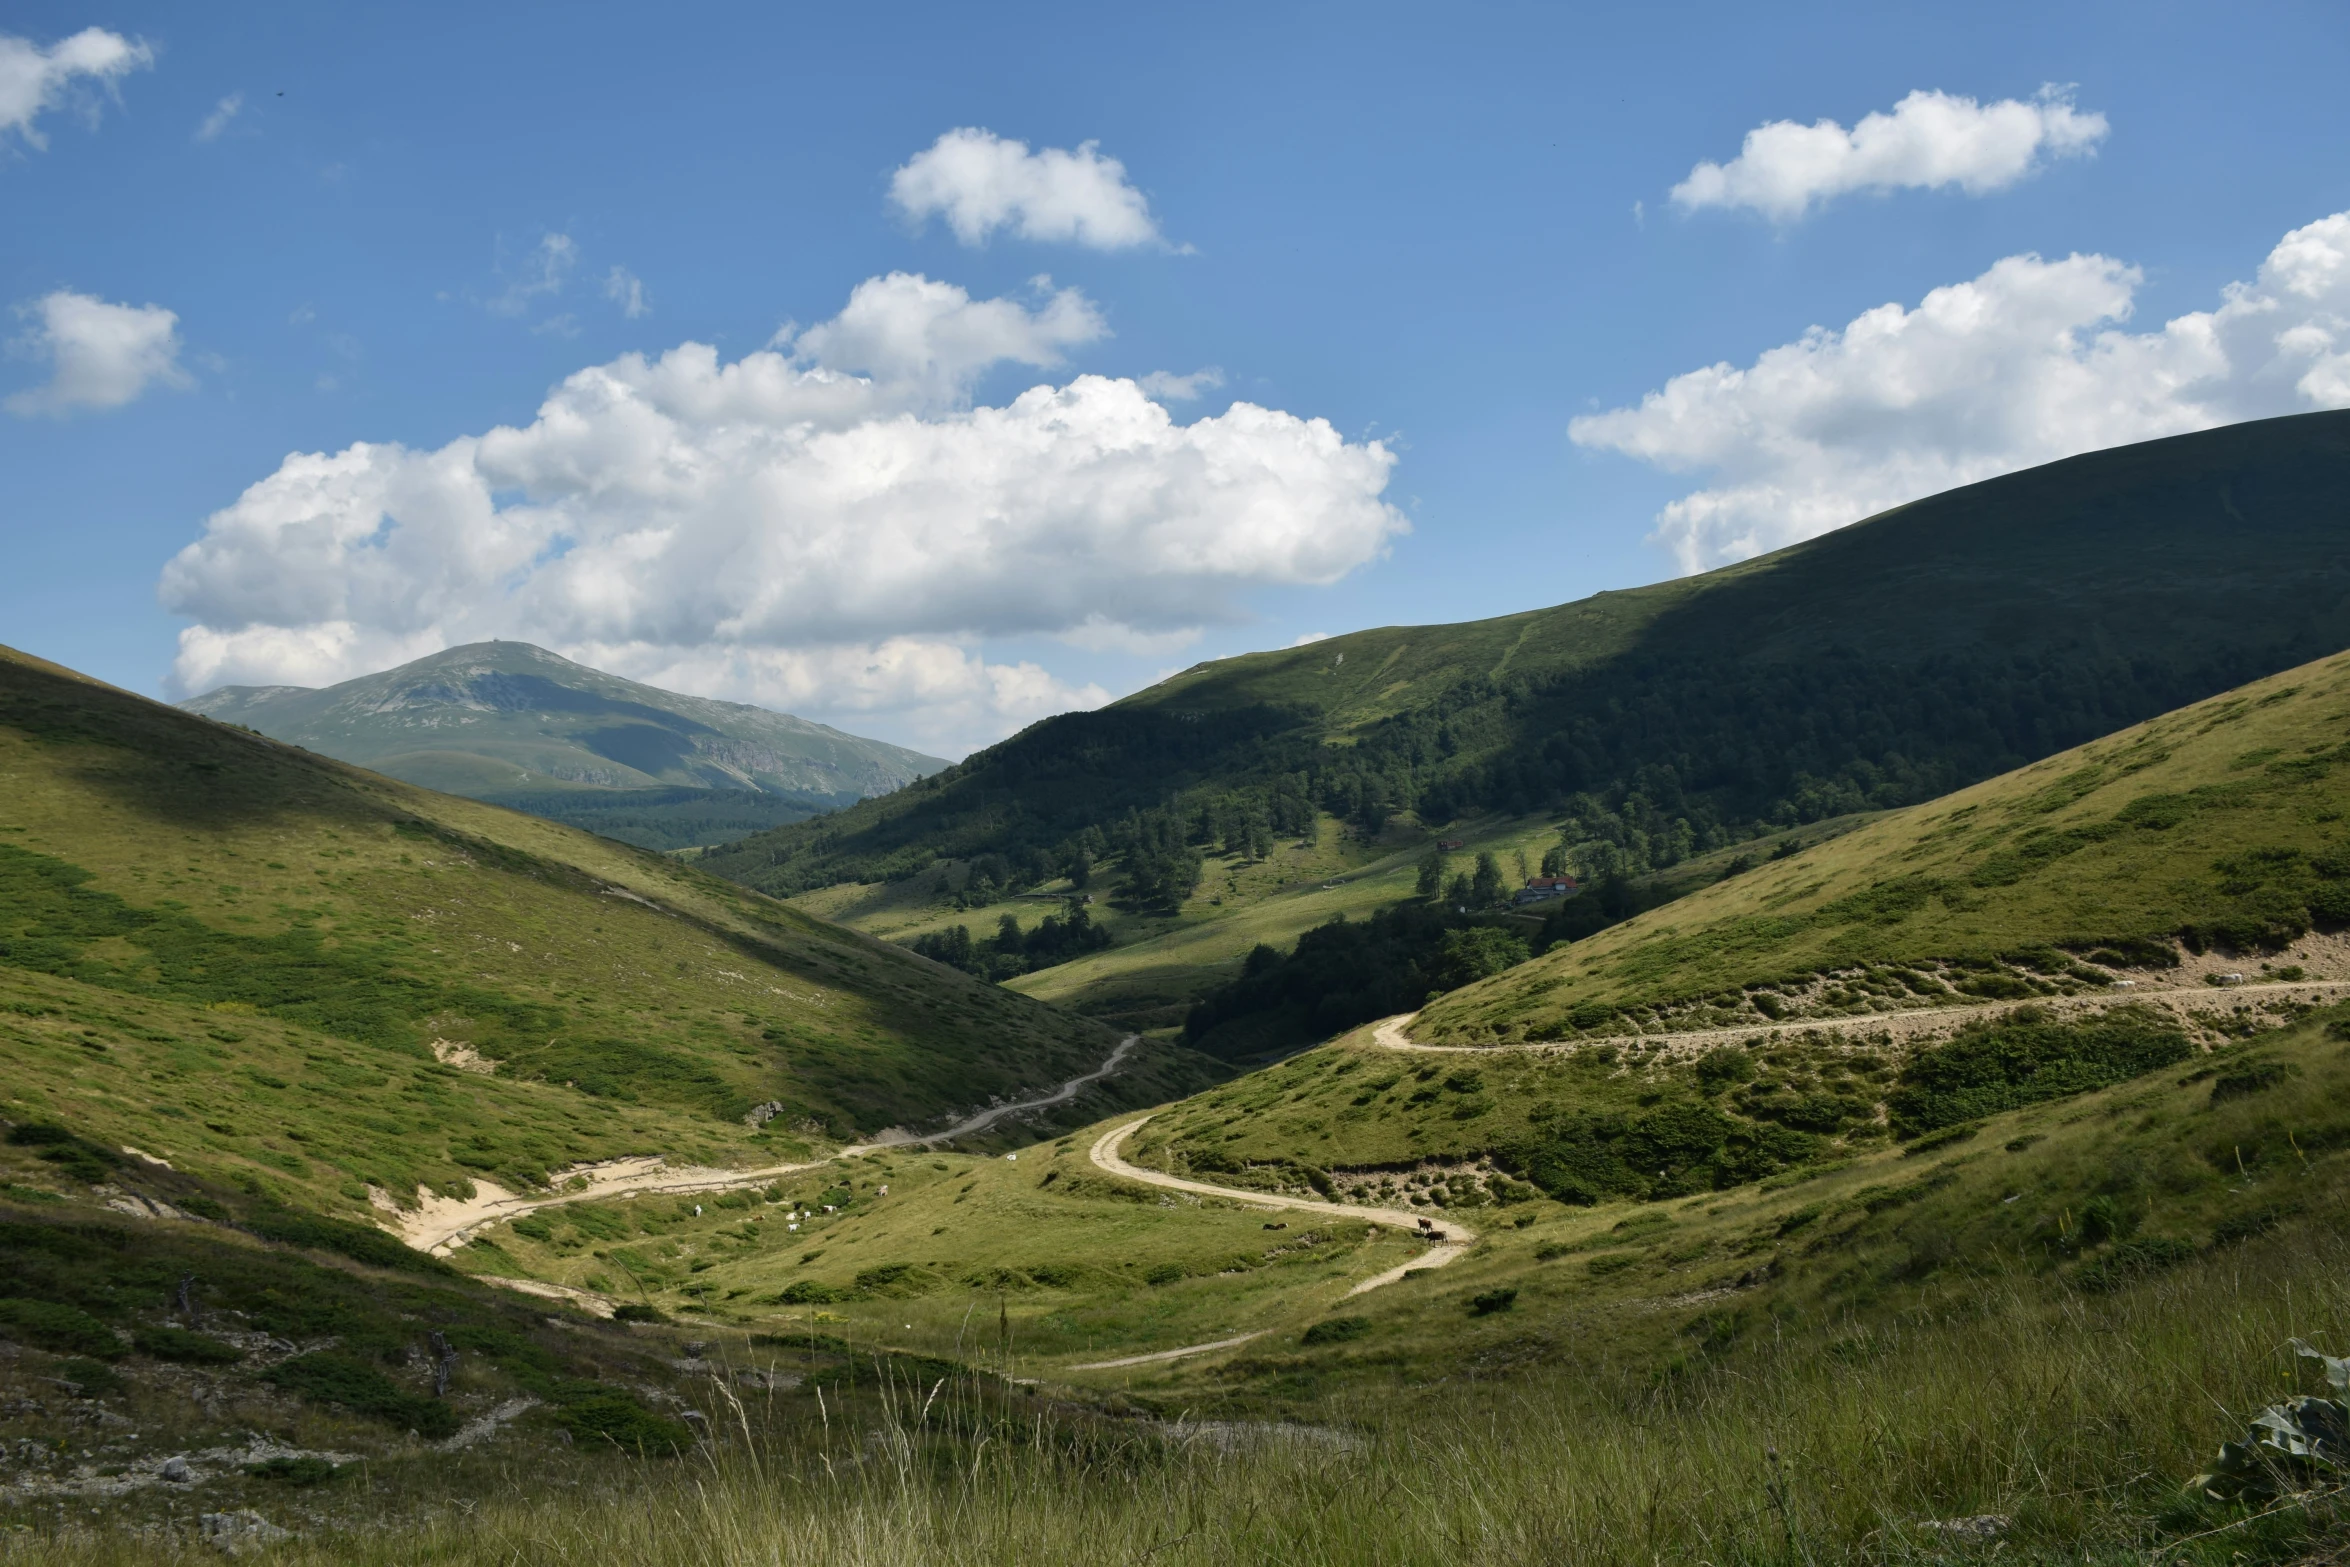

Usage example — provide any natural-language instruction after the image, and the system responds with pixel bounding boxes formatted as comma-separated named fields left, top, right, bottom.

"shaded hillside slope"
left=182, top=641, right=944, bottom=848
left=706, top=411, right=2350, bottom=902
left=0, top=644, right=1202, bottom=1230
left=1123, top=649, right=2350, bottom=1201
left=1419, top=647, right=2350, bottom=1045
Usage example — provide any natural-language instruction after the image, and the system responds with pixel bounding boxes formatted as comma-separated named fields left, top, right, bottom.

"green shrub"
left=1467, top=1288, right=1519, bottom=1315
left=245, top=1456, right=340, bottom=1486
left=610, top=1302, right=668, bottom=1323
left=853, top=1263, right=923, bottom=1295
left=777, top=1280, right=844, bottom=1304
left=2078, top=1237, right=2197, bottom=1293
left=0, top=1298, right=122, bottom=1360
left=244, top=1207, right=452, bottom=1276
left=57, top=1358, right=123, bottom=1396
left=1144, top=1262, right=1186, bottom=1285
left=1887, top=1007, right=2193, bottom=1133
left=2213, top=1205, right=2290, bottom=1247
left=2210, top=1060, right=2296, bottom=1104
left=263, top=1351, right=461, bottom=1439
left=133, top=1326, right=243, bottom=1365
left=1302, top=1316, right=1371, bottom=1346
left=547, top=1386, right=691, bottom=1455
left=5, top=1122, right=119, bottom=1184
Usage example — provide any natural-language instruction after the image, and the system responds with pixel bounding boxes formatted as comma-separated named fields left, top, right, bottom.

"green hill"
left=179, top=641, right=946, bottom=849
left=1124, top=647, right=2350, bottom=1198
left=704, top=411, right=2350, bottom=967
left=0, top=643, right=1205, bottom=1232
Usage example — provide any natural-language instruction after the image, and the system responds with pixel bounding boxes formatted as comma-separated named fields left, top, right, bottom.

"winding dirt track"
left=1067, top=1117, right=1475, bottom=1372
left=399, top=1036, right=1142, bottom=1254
left=1369, top=975, right=2350, bottom=1060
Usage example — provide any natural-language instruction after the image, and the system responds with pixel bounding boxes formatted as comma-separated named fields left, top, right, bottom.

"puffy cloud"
left=790, top=271, right=1105, bottom=405
left=7, top=289, right=191, bottom=416
left=1671, top=87, right=2107, bottom=222
left=195, top=92, right=241, bottom=142
left=0, top=27, right=152, bottom=150
left=890, top=127, right=1164, bottom=250
left=1572, top=210, right=2350, bottom=571
left=160, top=273, right=1403, bottom=754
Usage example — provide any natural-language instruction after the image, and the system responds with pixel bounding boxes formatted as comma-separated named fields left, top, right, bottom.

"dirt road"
left=399, top=1036, right=1142, bottom=1254
left=1369, top=973, right=2350, bottom=1061
left=1081, top=1112, right=1473, bottom=1367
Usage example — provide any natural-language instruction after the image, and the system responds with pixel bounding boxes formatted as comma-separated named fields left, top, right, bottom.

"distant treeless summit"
left=179, top=641, right=945, bottom=848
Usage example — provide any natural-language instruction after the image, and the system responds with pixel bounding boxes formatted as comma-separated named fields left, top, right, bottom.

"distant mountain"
left=703, top=409, right=2350, bottom=900
left=179, top=641, right=946, bottom=848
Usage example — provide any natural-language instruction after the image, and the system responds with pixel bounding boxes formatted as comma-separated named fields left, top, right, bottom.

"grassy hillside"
left=1420, top=646, right=2350, bottom=1045
left=1115, top=648, right=2350, bottom=1209
left=708, top=411, right=2350, bottom=922
left=794, top=809, right=1883, bottom=1039
left=0, top=643, right=1209, bottom=1232
left=180, top=641, right=944, bottom=849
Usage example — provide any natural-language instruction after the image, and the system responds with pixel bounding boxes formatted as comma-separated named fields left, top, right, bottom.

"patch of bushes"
left=545, top=1384, right=693, bottom=1455
left=777, top=1280, right=845, bottom=1305
left=2077, top=1236, right=2198, bottom=1294
left=1500, top=1100, right=1819, bottom=1204
left=243, top=1206, right=453, bottom=1276
left=1886, top=1006, right=2193, bottom=1134
left=0, top=1297, right=122, bottom=1360
left=1467, top=1288, right=1519, bottom=1315
left=1301, top=1316, right=1371, bottom=1346
left=610, top=1301, right=668, bottom=1323
left=5, top=1122, right=120, bottom=1185
left=57, top=1358, right=122, bottom=1397
left=263, top=1351, right=461, bottom=1439
left=2210, top=1060, right=2296, bottom=1104
left=245, top=1456, right=340, bottom=1486
left=133, top=1326, right=243, bottom=1365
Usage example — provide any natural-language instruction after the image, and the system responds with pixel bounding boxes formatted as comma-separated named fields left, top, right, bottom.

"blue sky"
left=4, top=1, right=2348, bottom=756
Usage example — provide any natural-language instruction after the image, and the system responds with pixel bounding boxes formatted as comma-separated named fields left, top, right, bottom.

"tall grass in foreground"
left=17, top=1224, right=2350, bottom=1565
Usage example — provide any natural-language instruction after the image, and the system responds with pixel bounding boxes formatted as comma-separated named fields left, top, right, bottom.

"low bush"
left=264, top=1351, right=461, bottom=1439
left=1468, top=1288, right=1519, bottom=1315
left=0, top=1297, right=122, bottom=1360
left=1301, top=1316, right=1371, bottom=1346
left=134, top=1325, right=244, bottom=1365
left=245, top=1456, right=340, bottom=1486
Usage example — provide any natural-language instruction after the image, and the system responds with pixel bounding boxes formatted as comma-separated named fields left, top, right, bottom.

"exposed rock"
left=160, top=1457, right=191, bottom=1483
left=201, top=1510, right=290, bottom=1555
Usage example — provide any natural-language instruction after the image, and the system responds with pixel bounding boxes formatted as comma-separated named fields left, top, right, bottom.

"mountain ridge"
left=179, top=641, right=945, bottom=844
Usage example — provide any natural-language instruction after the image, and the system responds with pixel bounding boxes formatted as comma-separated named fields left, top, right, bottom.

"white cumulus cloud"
left=7, top=289, right=191, bottom=416
left=1670, top=87, right=2108, bottom=223
left=159, top=273, right=1403, bottom=756
left=890, top=128, right=1164, bottom=250
left=1571, top=210, right=2350, bottom=571
left=0, top=26, right=152, bottom=150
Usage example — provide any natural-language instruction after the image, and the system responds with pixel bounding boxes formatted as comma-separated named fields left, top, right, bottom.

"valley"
left=8, top=420, right=2350, bottom=1562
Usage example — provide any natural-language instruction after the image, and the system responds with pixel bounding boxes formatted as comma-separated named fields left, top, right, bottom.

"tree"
left=1445, top=872, right=1473, bottom=908
left=1416, top=849, right=1446, bottom=901
left=1470, top=852, right=1506, bottom=908
left=1540, top=841, right=1569, bottom=877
